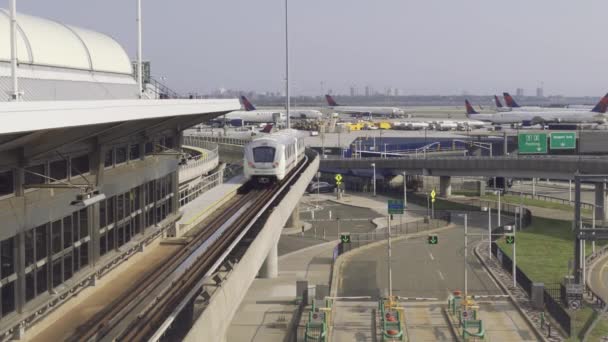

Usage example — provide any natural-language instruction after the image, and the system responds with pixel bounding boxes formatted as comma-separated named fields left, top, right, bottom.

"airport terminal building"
left=0, top=11, right=239, bottom=332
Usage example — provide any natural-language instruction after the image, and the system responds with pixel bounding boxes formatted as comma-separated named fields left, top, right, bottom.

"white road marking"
left=429, top=252, right=435, bottom=261
left=438, top=270, right=445, bottom=281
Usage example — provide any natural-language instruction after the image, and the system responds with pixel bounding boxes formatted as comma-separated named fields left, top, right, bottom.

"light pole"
left=371, top=163, right=376, bottom=197
left=464, top=213, right=469, bottom=302
left=136, top=0, right=143, bottom=98
left=403, top=171, right=407, bottom=233
left=497, top=189, right=502, bottom=226
left=387, top=214, right=393, bottom=300
left=482, top=206, right=491, bottom=258
left=9, top=0, right=20, bottom=101
left=284, top=0, right=290, bottom=128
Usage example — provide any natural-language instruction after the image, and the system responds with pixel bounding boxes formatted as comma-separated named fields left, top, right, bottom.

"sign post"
left=335, top=174, right=343, bottom=200
left=518, top=133, right=548, bottom=154
left=550, top=132, right=576, bottom=150
left=431, top=189, right=436, bottom=219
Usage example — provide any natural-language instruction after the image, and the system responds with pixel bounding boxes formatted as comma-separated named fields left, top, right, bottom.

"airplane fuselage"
left=329, top=106, right=404, bottom=116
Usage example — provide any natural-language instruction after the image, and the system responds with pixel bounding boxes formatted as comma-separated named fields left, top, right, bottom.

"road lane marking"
left=438, top=270, right=445, bottom=281
left=429, top=252, right=435, bottom=261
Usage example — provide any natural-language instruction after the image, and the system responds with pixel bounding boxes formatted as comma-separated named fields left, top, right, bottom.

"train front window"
left=253, top=147, right=275, bottom=163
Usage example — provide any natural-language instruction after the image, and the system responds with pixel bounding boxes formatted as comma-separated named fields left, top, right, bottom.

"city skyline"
left=8, top=0, right=608, bottom=97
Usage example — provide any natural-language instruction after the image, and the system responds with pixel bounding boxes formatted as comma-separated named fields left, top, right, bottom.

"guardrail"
left=504, top=190, right=594, bottom=210
left=185, top=135, right=250, bottom=146
left=178, top=168, right=224, bottom=207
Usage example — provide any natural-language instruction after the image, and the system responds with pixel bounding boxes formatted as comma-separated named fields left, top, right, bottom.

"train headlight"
left=248, top=162, right=256, bottom=168
left=273, top=162, right=278, bottom=167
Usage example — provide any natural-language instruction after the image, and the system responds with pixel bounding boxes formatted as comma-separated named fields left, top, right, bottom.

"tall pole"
left=497, top=190, right=501, bottom=226
left=388, top=215, right=393, bottom=300
left=403, top=171, right=407, bottom=233
left=284, top=0, right=290, bottom=128
left=136, top=0, right=143, bottom=98
left=9, top=0, right=19, bottom=101
left=488, top=206, right=492, bottom=258
left=464, top=214, right=468, bottom=302
left=513, top=226, right=517, bottom=287
left=372, top=163, right=376, bottom=197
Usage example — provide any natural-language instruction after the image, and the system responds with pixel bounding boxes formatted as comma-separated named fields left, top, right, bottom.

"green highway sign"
left=550, top=132, right=576, bottom=150
left=428, top=234, right=438, bottom=245
left=505, top=235, right=515, bottom=245
left=518, top=133, right=547, bottom=154
left=388, top=199, right=404, bottom=215
left=340, top=233, right=351, bottom=243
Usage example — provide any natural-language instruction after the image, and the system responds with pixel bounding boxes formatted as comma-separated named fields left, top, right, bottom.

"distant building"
left=536, top=87, right=544, bottom=97
left=349, top=86, right=356, bottom=97
left=516, top=88, right=525, bottom=97
left=386, top=87, right=392, bottom=96
left=394, top=88, right=400, bottom=97
left=365, top=86, right=371, bottom=97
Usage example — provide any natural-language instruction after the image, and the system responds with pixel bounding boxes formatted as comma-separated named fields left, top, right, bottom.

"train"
left=243, top=129, right=305, bottom=183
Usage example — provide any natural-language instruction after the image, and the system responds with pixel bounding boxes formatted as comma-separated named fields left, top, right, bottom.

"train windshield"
left=253, top=146, right=275, bottom=163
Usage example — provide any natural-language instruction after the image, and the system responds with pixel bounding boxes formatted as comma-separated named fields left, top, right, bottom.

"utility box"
left=531, top=283, right=545, bottom=310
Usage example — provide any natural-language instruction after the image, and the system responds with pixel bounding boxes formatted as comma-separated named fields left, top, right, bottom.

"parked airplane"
left=241, top=96, right=323, bottom=120
left=504, top=92, right=599, bottom=112
left=465, top=94, right=608, bottom=125
left=494, top=95, right=511, bottom=112
left=325, top=94, right=405, bottom=117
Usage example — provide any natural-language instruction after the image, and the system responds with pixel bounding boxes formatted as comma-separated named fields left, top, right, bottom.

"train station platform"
left=176, top=174, right=247, bottom=236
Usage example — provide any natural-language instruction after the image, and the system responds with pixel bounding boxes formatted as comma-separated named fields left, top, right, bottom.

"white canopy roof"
left=0, top=9, right=132, bottom=75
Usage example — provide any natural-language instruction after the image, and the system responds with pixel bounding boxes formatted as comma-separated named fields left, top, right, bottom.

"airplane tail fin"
left=240, top=96, right=257, bottom=111
left=465, top=100, right=479, bottom=117
left=325, top=94, right=339, bottom=106
left=494, top=95, right=504, bottom=108
left=260, top=124, right=273, bottom=133
left=591, top=93, right=608, bottom=113
left=503, top=92, right=520, bottom=108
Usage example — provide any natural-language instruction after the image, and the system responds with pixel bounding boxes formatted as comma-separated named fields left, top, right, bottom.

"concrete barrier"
left=182, top=154, right=320, bottom=342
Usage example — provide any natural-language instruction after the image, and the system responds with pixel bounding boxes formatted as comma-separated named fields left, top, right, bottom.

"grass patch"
left=496, top=216, right=606, bottom=340
left=586, top=316, right=608, bottom=341
left=481, top=194, right=592, bottom=216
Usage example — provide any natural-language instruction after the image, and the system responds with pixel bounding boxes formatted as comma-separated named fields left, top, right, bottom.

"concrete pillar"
left=258, top=243, right=278, bottom=279
left=286, top=205, right=300, bottom=229
left=439, top=176, right=452, bottom=197
left=595, top=182, right=607, bottom=222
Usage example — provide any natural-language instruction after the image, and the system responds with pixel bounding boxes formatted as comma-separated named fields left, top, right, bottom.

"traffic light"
left=340, top=234, right=351, bottom=243
left=428, top=234, right=438, bottom=245
left=505, top=235, right=515, bottom=245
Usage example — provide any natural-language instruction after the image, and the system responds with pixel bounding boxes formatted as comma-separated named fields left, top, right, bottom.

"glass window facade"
left=0, top=170, right=13, bottom=196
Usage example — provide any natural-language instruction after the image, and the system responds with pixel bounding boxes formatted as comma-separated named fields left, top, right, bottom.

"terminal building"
left=0, top=10, right=239, bottom=335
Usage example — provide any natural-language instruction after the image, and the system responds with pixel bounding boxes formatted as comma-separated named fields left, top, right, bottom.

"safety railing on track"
left=184, top=134, right=251, bottom=146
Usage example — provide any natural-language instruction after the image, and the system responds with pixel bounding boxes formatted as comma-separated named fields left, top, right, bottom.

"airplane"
left=504, top=92, right=600, bottom=112
left=325, top=94, right=405, bottom=117
left=465, top=94, right=608, bottom=125
left=494, top=95, right=511, bottom=112
left=219, top=96, right=323, bottom=126
left=241, top=96, right=323, bottom=120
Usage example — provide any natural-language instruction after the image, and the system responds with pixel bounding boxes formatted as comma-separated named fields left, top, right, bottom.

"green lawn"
left=586, top=315, right=608, bottom=341
left=496, top=216, right=605, bottom=340
left=481, top=194, right=592, bottom=216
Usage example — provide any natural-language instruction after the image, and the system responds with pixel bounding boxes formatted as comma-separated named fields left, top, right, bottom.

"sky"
left=7, top=1, right=608, bottom=96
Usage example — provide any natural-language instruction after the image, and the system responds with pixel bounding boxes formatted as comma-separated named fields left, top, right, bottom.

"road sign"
left=428, top=234, right=438, bottom=245
left=550, top=132, right=576, bottom=150
left=431, top=189, right=436, bottom=203
left=505, top=235, right=515, bottom=245
left=388, top=200, right=404, bottom=214
left=340, top=233, right=351, bottom=243
left=335, top=174, right=343, bottom=182
left=518, top=133, right=547, bottom=154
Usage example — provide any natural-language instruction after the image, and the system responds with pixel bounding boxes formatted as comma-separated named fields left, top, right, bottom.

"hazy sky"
left=7, top=1, right=608, bottom=96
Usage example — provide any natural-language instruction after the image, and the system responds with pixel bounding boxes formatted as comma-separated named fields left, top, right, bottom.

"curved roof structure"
left=0, top=10, right=132, bottom=75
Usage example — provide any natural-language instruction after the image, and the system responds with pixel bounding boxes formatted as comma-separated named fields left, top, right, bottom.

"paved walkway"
left=227, top=241, right=336, bottom=342
left=331, top=301, right=376, bottom=342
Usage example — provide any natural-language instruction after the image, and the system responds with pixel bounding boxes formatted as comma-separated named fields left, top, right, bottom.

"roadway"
left=337, top=215, right=502, bottom=299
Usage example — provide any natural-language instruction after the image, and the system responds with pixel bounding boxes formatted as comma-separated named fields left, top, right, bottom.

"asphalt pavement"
left=338, top=214, right=503, bottom=300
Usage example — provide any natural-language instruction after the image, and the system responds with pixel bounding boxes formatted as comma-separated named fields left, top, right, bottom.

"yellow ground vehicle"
left=375, top=121, right=392, bottom=129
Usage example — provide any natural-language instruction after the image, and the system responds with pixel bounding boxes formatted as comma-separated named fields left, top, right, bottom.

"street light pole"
left=464, top=213, right=469, bottom=302
left=9, top=0, right=20, bottom=101
left=497, top=190, right=501, bottom=226
left=284, top=0, right=290, bottom=128
left=136, top=0, right=143, bottom=98
left=372, top=163, right=376, bottom=197
left=388, top=214, right=393, bottom=300
left=403, top=171, right=407, bottom=233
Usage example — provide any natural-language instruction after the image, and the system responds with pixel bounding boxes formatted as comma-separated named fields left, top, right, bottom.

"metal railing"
left=179, top=138, right=220, bottom=183
left=503, top=190, right=594, bottom=210
left=178, top=168, right=224, bottom=207
left=184, top=135, right=250, bottom=146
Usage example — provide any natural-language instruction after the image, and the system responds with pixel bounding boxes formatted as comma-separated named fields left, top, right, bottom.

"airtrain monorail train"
left=243, top=129, right=305, bottom=183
